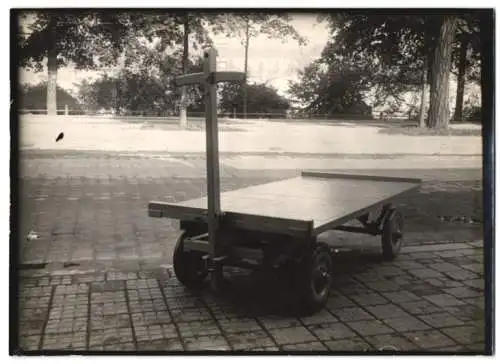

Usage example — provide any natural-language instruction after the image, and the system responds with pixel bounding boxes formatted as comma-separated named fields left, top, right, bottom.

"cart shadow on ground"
left=168, top=246, right=393, bottom=318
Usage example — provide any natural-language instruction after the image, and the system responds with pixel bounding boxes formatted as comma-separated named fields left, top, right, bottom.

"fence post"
left=64, top=104, right=69, bottom=116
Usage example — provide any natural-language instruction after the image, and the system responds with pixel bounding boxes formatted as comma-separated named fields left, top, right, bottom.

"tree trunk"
left=427, top=15, right=458, bottom=129
left=243, top=19, right=250, bottom=119
left=112, top=26, right=120, bottom=116
left=453, top=35, right=469, bottom=121
left=179, top=14, right=189, bottom=128
left=424, top=21, right=437, bottom=127
left=46, top=16, right=58, bottom=116
left=114, top=84, right=120, bottom=115
left=419, top=56, right=428, bottom=128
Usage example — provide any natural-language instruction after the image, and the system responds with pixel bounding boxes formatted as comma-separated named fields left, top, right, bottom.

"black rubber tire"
left=173, top=231, right=208, bottom=289
left=297, top=242, right=333, bottom=314
left=381, top=210, right=404, bottom=261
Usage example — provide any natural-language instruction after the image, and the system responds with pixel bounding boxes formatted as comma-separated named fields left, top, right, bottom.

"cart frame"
left=148, top=48, right=422, bottom=313
left=149, top=170, right=421, bottom=269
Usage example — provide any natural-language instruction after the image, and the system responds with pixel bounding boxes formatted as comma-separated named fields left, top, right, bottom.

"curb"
left=19, top=149, right=484, bottom=159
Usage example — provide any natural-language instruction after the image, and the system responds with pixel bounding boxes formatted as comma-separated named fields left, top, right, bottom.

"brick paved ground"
left=14, top=153, right=485, bottom=353
left=16, top=241, right=485, bottom=353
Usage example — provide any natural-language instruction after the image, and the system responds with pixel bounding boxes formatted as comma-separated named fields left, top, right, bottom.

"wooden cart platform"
left=149, top=171, right=421, bottom=237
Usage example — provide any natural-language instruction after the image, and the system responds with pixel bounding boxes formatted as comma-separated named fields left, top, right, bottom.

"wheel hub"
left=381, top=210, right=404, bottom=261
left=312, top=260, right=332, bottom=297
left=392, top=229, right=402, bottom=245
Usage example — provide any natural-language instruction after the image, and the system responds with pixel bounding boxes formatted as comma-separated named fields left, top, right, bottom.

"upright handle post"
left=172, top=48, right=244, bottom=291
left=203, top=49, right=222, bottom=288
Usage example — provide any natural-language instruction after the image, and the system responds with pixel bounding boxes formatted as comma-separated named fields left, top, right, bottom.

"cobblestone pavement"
left=16, top=241, right=485, bottom=353
left=14, top=153, right=485, bottom=353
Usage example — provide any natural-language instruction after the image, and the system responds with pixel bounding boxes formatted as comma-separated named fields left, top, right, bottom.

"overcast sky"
left=19, top=13, right=330, bottom=97
left=213, top=14, right=329, bottom=95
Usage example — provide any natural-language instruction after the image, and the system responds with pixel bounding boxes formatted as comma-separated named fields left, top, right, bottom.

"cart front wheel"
left=381, top=210, right=404, bottom=261
left=298, top=243, right=333, bottom=314
left=173, top=231, right=208, bottom=289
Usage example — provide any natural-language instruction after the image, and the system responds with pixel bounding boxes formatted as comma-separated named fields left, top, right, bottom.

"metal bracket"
left=377, top=204, right=396, bottom=231
left=175, top=71, right=245, bottom=87
left=203, top=255, right=228, bottom=272
left=213, top=255, right=228, bottom=263
left=334, top=204, right=396, bottom=236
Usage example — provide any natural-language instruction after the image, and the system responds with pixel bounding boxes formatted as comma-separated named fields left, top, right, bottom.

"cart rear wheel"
left=173, top=231, right=208, bottom=289
left=298, top=243, right=333, bottom=314
left=381, top=210, right=404, bottom=260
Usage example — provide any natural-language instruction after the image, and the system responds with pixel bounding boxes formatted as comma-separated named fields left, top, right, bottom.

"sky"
left=18, top=13, right=330, bottom=98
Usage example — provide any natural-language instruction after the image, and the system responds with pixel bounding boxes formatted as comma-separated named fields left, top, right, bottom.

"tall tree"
left=180, top=14, right=190, bottom=127
left=17, top=10, right=133, bottom=115
left=427, top=15, right=458, bottom=129
left=418, top=57, right=428, bottom=127
left=451, top=15, right=480, bottom=121
left=141, top=12, right=213, bottom=125
left=288, top=49, right=374, bottom=117
left=323, top=14, right=431, bottom=115
left=210, top=13, right=308, bottom=118
left=453, top=34, right=469, bottom=121
left=321, top=12, right=473, bottom=128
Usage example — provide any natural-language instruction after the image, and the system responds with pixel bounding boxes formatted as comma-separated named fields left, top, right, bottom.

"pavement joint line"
left=86, top=282, right=91, bottom=350
left=344, top=271, right=453, bottom=340
left=358, top=335, right=376, bottom=351
left=123, top=283, right=138, bottom=350
left=296, top=314, right=330, bottom=351
left=19, top=149, right=484, bottom=158
left=331, top=279, right=414, bottom=346
left=439, top=323, right=485, bottom=347
left=156, top=277, right=187, bottom=351
left=401, top=242, right=482, bottom=254
left=37, top=285, right=56, bottom=351
left=411, top=328, right=473, bottom=350
left=202, top=287, right=235, bottom=351
left=338, top=316, right=389, bottom=345
left=254, top=315, right=282, bottom=351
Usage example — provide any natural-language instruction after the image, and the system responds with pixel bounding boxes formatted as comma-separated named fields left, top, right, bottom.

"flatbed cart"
left=148, top=48, right=422, bottom=313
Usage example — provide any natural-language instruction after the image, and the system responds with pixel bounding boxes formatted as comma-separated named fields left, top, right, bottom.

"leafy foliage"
left=463, top=104, right=481, bottom=121
left=289, top=14, right=438, bottom=117
left=326, top=15, right=434, bottom=87
left=17, top=11, right=308, bottom=118
left=304, top=12, right=482, bottom=126
left=18, top=82, right=82, bottom=113
left=451, top=14, right=481, bottom=82
left=17, top=10, right=215, bottom=115
left=208, top=12, right=308, bottom=47
left=208, top=13, right=308, bottom=118
left=329, top=13, right=481, bottom=84
left=17, top=11, right=135, bottom=71
left=289, top=39, right=407, bottom=117
left=288, top=58, right=369, bottom=116
left=76, top=38, right=206, bottom=115
left=219, top=82, right=290, bottom=117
